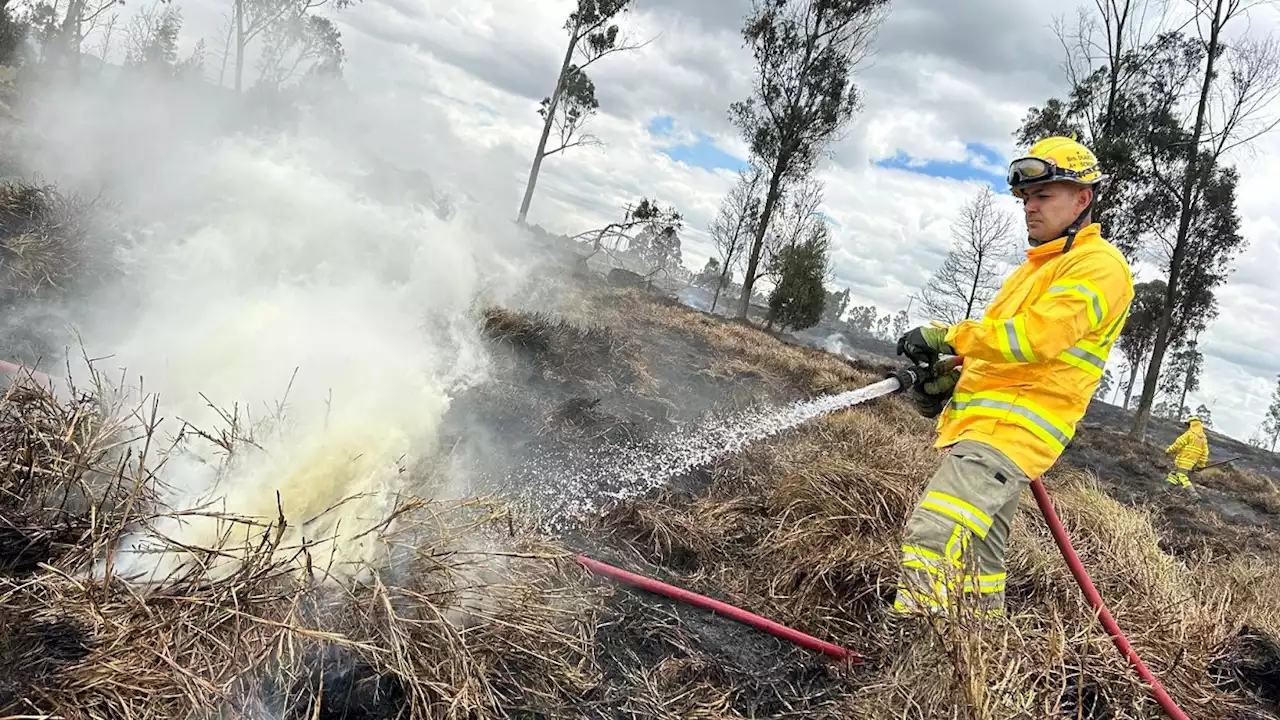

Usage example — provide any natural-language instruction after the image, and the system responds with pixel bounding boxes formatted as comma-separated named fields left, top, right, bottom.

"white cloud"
left=158, top=0, right=1279, bottom=442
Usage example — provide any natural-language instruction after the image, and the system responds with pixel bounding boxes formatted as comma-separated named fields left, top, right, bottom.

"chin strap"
left=1061, top=206, right=1090, bottom=253
left=1032, top=192, right=1095, bottom=252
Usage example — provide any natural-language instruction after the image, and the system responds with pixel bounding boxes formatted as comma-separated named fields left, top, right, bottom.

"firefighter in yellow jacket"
left=1165, top=416, right=1209, bottom=488
left=893, top=136, right=1135, bottom=617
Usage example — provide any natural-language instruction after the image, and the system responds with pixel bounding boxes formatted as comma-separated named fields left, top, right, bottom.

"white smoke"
left=6, top=71, right=535, bottom=582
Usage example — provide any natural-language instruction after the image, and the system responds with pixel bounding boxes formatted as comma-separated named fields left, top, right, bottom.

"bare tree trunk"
left=711, top=264, right=732, bottom=313
left=218, top=13, right=234, bottom=86
left=964, top=254, right=981, bottom=319
left=1123, top=357, right=1142, bottom=410
left=234, top=0, right=246, bottom=93
left=737, top=156, right=786, bottom=319
left=1176, top=337, right=1199, bottom=416
left=1131, top=0, right=1224, bottom=439
left=1101, top=0, right=1130, bottom=135
left=517, top=29, right=577, bottom=225
left=54, top=0, right=88, bottom=77
left=1176, top=372, right=1190, bottom=417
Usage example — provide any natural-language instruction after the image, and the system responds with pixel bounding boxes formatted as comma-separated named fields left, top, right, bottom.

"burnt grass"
left=8, top=275, right=1280, bottom=717
left=433, top=288, right=865, bottom=717
left=447, top=282, right=1280, bottom=718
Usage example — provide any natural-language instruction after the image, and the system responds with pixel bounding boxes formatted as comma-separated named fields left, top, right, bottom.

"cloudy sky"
left=168, top=0, right=1280, bottom=443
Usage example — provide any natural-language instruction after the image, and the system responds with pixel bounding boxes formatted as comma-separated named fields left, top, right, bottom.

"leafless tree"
left=221, top=0, right=354, bottom=92
left=707, top=166, right=763, bottom=313
left=917, top=186, right=1016, bottom=324
left=572, top=197, right=682, bottom=269
left=46, top=0, right=123, bottom=76
left=86, top=10, right=119, bottom=64
left=122, top=1, right=202, bottom=77
left=760, top=176, right=825, bottom=289
left=1056, top=0, right=1176, bottom=135
left=1131, top=0, right=1280, bottom=438
left=255, top=12, right=342, bottom=88
left=764, top=177, right=824, bottom=275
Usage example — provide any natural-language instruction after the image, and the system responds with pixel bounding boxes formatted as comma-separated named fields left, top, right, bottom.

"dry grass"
left=0, top=180, right=98, bottom=301
left=1197, top=467, right=1280, bottom=515
left=641, top=300, right=862, bottom=396
left=546, top=286, right=863, bottom=397
left=7, top=282, right=1280, bottom=719
left=600, top=392, right=1280, bottom=718
left=0, top=372, right=612, bottom=719
left=481, top=306, right=648, bottom=390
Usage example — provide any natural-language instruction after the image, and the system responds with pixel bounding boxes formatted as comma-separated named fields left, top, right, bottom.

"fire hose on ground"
left=1, top=358, right=1189, bottom=717
left=574, top=361, right=1191, bottom=720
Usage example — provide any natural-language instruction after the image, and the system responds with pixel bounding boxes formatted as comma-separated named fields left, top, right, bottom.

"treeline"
left=1012, top=0, right=1274, bottom=439
left=517, top=0, right=891, bottom=334
left=0, top=0, right=351, bottom=96
left=856, top=0, right=1276, bottom=443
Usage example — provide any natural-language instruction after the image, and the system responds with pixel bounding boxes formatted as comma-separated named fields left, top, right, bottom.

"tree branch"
left=576, top=33, right=657, bottom=70
left=543, top=134, right=602, bottom=157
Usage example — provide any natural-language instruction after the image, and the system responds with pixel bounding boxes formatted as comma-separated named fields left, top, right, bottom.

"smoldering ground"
left=7, top=20, right=1280, bottom=720
left=0, top=56, right=632, bottom=717
left=2, top=43, right=867, bottom=717
left=2, top=63, right=563, bottom=580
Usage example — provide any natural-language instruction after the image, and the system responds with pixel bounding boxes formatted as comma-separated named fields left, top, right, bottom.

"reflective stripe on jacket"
left=1167, top=422, right=1209, bottom=471
left=935, top=223, right=1135, bottom=478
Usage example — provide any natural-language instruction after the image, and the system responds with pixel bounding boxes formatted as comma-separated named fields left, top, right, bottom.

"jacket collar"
left=1026, top=223, right=1102, bottom=261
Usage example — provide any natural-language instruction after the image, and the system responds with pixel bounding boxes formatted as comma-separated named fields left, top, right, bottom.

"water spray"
left=573, top=360, right=1191, bottom=720
left=6, top=349, right=1191, bottom=717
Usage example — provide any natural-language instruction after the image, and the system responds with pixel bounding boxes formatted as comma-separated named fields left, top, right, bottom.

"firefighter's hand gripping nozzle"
left=886, top=357, right=936, bottom=395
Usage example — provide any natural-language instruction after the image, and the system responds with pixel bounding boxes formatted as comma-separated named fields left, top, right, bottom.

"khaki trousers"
left=893, top=440, right=1030, bottom=617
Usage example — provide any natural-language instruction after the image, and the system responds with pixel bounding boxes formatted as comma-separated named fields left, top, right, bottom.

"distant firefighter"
left=1165, top=416, right=1209, bottom=489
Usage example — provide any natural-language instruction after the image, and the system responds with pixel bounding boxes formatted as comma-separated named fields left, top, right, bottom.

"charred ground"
left=4, top=259, right=1280, bottom=717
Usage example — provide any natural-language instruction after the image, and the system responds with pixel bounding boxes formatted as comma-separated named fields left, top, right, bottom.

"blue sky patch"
left=648, top=116, right=676, bottom=136
left=648, top=114, right=749, bottom=173
left=876, top=142, right=1008, bottom=191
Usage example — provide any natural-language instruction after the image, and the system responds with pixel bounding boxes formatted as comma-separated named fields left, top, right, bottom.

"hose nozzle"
left=886, top=365, right=921, bottom=394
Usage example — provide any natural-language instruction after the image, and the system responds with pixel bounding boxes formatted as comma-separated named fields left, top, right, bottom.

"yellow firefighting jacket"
left=936, top=223, right=1135, bottom=478
left=1167, top=421, right=1209, bottom=471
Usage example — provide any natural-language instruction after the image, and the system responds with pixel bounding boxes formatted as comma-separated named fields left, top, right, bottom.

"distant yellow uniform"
left=1165, top=419, right=1209, bottom=488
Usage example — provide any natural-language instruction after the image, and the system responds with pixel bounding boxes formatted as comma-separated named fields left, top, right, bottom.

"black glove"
left=897, top=325, right=954, bottom=367
left=911, top=357, right=961, bottom=419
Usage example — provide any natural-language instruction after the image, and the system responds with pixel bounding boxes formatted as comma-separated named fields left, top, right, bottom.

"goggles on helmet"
left=1006, top=156, right=1093, bottom=189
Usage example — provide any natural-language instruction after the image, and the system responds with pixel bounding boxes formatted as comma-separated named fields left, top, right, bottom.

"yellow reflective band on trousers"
left=948, top=391, right=1075, bottom=454
left=921, top=491, right=994, bottom=538
left=896, top=538, right=1008, bottom=616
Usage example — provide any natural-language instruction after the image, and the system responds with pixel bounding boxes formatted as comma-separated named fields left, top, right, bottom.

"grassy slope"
left=520, top=283, right=1280, bottom=719
left=4, top=277, right=1280, bottom=719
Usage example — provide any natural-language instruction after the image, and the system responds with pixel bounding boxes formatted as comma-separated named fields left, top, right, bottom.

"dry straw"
left=4, top=282, right=1280, bottom=719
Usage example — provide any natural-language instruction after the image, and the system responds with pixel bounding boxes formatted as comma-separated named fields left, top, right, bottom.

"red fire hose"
left=578, top=481, right=1191, bottom=717
left=0, top=359, right=54, bottom=387
left=575, top=554, right=863, bottom=662
left=2, top=349, right=1189, bottom=715
left=1030, top=478, right=1190, bottom=720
